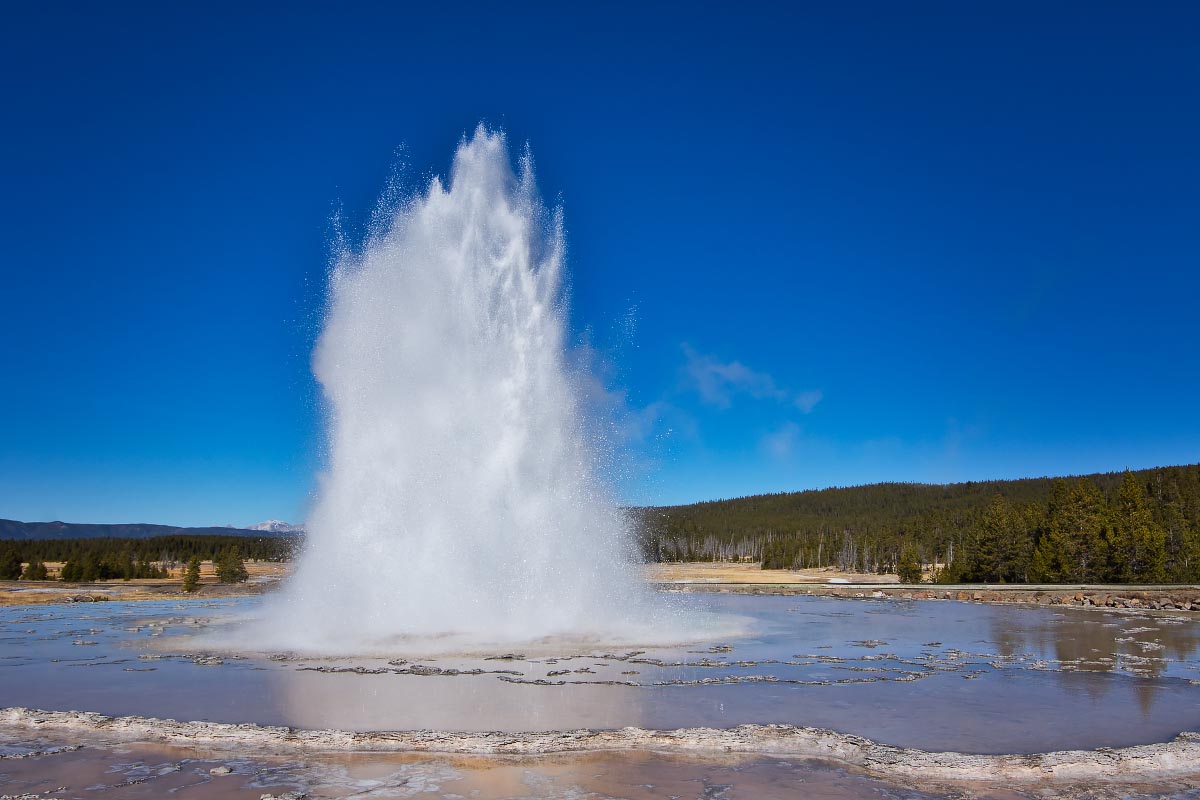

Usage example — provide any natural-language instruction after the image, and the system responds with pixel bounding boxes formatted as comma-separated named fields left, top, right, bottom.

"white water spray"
left=260, top=128, right=690, bottom=653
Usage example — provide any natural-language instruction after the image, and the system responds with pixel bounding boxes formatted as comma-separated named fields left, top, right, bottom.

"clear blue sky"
left=2, top=3, right=1198, bottom=527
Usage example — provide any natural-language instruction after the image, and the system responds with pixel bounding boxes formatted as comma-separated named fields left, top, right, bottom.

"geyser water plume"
left=258, top=127, right=705, bottom=653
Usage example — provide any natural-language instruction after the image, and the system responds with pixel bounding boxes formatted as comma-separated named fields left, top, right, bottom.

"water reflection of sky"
left=1, top=594, right=1198, bottom=754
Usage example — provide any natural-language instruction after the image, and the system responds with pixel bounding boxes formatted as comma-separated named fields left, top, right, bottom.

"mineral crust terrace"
left=3, top=707, right=1199, bottom=790
left=666, top=583, right=1200, bottom=612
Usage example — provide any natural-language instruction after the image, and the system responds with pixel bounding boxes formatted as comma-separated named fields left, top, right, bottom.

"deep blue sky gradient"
left=2, top=3, right=1198, bottom=525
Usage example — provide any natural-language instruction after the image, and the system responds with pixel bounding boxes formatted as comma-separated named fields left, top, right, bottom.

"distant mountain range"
left=244, top=519, right=305, bottom=534
left=0, top=519, right=303, bottom=541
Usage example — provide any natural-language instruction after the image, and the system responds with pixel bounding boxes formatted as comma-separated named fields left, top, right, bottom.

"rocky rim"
left=2, top=706, right=1198, bottom=794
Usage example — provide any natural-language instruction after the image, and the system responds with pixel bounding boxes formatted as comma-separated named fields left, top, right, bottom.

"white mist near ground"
left=245, top=128, right=728, bottom=654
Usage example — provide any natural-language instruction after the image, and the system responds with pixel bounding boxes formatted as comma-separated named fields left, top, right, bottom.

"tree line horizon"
left=0, top=535, right=286, bottom=584
left=1, top=464, right=1198, bottom=585
left=636, top=463, right=1200, bottom=584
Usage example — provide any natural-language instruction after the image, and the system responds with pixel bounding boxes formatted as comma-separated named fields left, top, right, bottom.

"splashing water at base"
left=242, top=128, right=723, bottom=654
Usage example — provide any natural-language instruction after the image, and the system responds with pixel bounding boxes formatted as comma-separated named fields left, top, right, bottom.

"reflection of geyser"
left=275, top=669, right=642, bottom=732
left=249, top=126, right=722, bottom=654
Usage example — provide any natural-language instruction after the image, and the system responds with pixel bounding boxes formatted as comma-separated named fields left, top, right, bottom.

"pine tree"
left=1013, top=503, right=1040, bottom=581
left=969, top=495, right=1035, bottom=583
left=1033, top=479, right=1109, bottom=582
left=1110, top=470, right=1167, bottom=583
left=60, top=559, right=81, bottom=582
left=974, top=495, right=1006, bottom=582
left=951, top=521, right=981, bottom=582
left=79, top=553, right=102, bottom=582
left=896, top=543, right=922, bottom=583
left=182, top=555, right=202, bottom=593
left=1157, top=476, right=1200, bottom=581
left=21, top=559, right=49, bottom=581
left=1172, top=523, right=1200, bottom=582
left=215, top=547, right=248, bottom=583
left=0, top=549, right=23, bottom=580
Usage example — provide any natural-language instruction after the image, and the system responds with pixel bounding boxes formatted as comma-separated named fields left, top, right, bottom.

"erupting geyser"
left=264, top=127, right=679, bottom=652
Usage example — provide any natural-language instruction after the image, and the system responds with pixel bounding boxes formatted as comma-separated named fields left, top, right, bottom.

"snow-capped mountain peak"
left=247, top=520, right=304, bottom=534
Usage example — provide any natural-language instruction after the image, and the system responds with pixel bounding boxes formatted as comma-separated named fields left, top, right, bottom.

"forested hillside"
left=5, top=465, right=1197, bottom=586
left=635, top=464, right=1200, bottom=583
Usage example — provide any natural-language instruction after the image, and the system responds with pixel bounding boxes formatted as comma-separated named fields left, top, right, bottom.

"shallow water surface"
left=1, top=593, right=1198, bottom=754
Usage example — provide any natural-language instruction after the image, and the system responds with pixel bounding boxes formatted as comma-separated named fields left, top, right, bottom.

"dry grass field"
left=0, top=560, right=893, bottom=605
left=0, top=560, right=287, bottom=606
left=644, top=561, right=899, bottom=584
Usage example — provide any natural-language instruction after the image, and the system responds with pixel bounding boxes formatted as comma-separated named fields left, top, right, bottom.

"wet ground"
left=0, top=734, right=953, bottom=800
left=4, top=731, right=1200, bottom=800
left=2, top=593, right=1199, bottom=754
